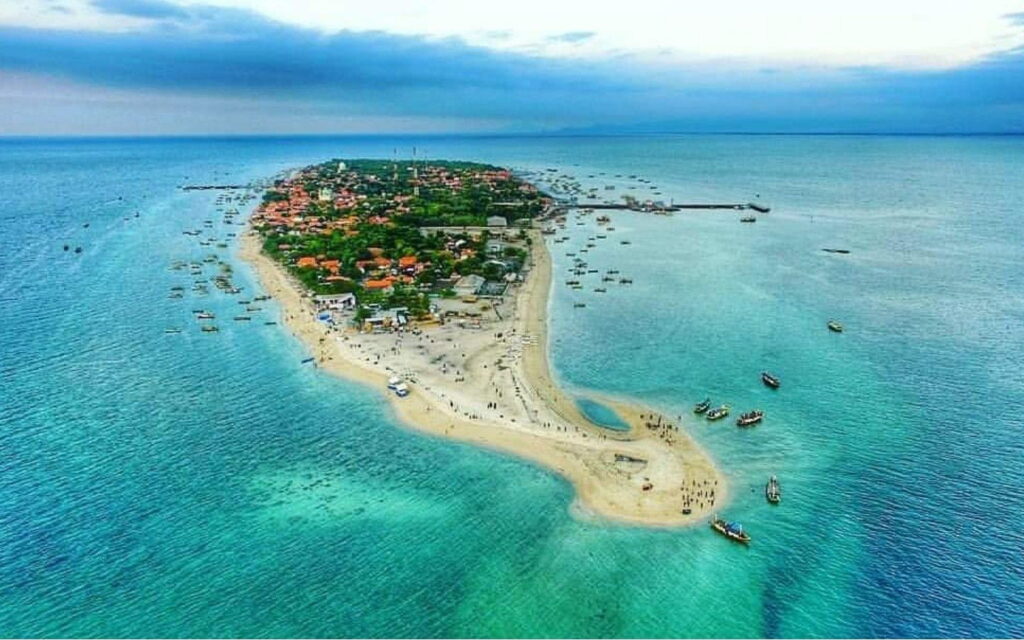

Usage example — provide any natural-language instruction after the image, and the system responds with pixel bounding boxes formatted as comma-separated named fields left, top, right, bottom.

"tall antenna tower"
left=412, top=146, right=420, bottom=197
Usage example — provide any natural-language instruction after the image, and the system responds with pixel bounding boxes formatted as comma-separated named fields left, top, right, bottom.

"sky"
left=2, top=0, right=1024, bottom=135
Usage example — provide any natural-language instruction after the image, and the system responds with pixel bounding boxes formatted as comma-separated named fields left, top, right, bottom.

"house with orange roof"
left=364, top=279, right=394, bottom=292
left=296, top=256, right=318, bottom=269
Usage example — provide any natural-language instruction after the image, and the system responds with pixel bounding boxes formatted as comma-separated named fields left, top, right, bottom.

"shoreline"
left=238, top=226, right=727, bottom=527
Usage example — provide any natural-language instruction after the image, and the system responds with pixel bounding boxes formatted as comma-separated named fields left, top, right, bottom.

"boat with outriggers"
left=828, top=319, right=844, bottom=333
left=761, top=371, right=781, bottom=389
left=706, top=405, right=730, bottom=421
left=711, top=516, right=750, bottom=544
left=736, top=410, right=764, bottom=427
left=693, top=398, right=711, bottom=414
left=765, top=475, right=781, bottom=504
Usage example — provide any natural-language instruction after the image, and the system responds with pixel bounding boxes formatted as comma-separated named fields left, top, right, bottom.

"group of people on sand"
left=681, top=477, right=717, bottom=511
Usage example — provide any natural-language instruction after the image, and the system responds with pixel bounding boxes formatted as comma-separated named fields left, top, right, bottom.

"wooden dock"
left=554, top=202, right=771, bottom=214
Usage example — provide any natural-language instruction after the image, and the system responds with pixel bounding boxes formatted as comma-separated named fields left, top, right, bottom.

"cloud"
left=92, top=0, right=189, bottom=19
left=1005, top=12, right=1024, bottom=26
left=547, top=31, right=595, bottom=44
left=0, top=0, right=1022, bottom=134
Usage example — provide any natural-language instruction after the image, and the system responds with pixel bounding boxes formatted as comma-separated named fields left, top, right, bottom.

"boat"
left=301, top=357, right=315, bottom=364
left=740, top=216, right=757, bottom=223
left=736, top=410, right=763, bottom=427
left=574, top=303, right=586, bottom=308
left=706, top=405, right=730, bottom=421
left=264, top=321, right=277, bottom=325
left=693, top=398, right=711, bottom=414
left=200, top=325, right=219, bottom=333
left=196, top=312, right=215, bottom=320
left=828, top=320, right=844, bottom=333
left=594, top=288, right=607, bottom=293
left=163, top=328, right=182, bottom=334
left=761, top=372, right=781, bottom=389
left=711, top=517, right=750, bottom=543
left=766, top=475, right=781, bottom=504
left=233, top=316, right=251, bottom=321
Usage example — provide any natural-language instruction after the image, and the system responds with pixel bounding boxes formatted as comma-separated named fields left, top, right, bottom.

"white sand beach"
left=240, top=228, right=726, bottom=527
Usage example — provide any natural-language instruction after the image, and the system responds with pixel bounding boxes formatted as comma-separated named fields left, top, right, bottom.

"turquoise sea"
left=1, top=134, right=1022, bottom=638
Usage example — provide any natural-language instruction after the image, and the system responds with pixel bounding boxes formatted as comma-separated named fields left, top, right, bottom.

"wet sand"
left=239, top=228, right=726, bottom=526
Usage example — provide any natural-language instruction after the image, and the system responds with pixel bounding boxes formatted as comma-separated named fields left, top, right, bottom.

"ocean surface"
left=1, top=134, right=1022, bottom=638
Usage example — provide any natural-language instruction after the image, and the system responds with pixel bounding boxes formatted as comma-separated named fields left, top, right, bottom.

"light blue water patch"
left=575, top=396, right=629, bottom=430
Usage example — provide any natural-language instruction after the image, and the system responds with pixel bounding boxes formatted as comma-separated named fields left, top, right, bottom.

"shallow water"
left=1, top=134, right=1022, bottom=637
left=574, top=397, right=629, bottom=431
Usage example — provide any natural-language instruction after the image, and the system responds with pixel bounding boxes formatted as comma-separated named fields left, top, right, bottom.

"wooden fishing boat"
left=766, top=475, right=781, bottom=504
left=711, top=517, right=750, bottom=543
left=706, top=405, right=730, bottom=421
left=736, top=410, right=763, bottom=427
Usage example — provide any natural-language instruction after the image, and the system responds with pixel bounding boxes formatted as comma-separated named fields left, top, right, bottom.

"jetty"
left=551, top=201, right=771, bottom=214
left=181, top=184, right=250, bottom=191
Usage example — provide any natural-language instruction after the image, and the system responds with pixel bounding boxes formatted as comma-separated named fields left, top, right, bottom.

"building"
left=486, top=216, right=508, bottom=228
left=453, top=274, right=485, bottom=297
left=315, top=293, right=356, bottom=311
left=485, top=239, right=506, bottom=256
left=318, top=187, right=333, bottom=202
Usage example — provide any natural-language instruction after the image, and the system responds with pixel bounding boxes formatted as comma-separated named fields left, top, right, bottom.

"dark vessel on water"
left=706, top=405, right=730, bottom=421
left=711, top=517, right=750, bottom=543
left=736, top=410, right=764, bottom=427
left=693, top=398, right=711, bottom=414
left=828, top=320, right=844, bottom=333
left=761, top=372, right=780, bottom=389
left=766, top=475, right=781, bottom=504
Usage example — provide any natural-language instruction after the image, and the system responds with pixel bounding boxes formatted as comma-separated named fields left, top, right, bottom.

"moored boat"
left=706, top=405, right=730, bottom=421
left=828, top=320, right=844, bottom=333
left=761, top=372, right=781, bottom=388
left=736, top=410, right=763, bottom=427
left=766, top=475, right=781, bottom=504
left=693, top=398, right=711, bottom=414
left=711, top=517, right=750, bottom=543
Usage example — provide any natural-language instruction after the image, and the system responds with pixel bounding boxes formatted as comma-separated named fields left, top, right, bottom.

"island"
left=239, top=158, right=725, bottom=526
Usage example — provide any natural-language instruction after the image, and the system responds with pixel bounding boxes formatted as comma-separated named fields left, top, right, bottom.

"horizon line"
left=2, top=130, right=1024, bottom=142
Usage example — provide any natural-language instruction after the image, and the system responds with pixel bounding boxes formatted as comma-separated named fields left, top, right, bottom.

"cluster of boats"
left=709, top=474, right=782, bottom=544
left=694, top=400, right=763, bottom=427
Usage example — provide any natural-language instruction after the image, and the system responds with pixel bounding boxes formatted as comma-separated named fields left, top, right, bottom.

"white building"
left=486, top=216, right=508, bottom=228
left=315, top=293, right=356, bottom=311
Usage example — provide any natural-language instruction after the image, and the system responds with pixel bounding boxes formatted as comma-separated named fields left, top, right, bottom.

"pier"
left=552, top=201, right=771, bottom=214
left=180, top=184, right=250, bottom=191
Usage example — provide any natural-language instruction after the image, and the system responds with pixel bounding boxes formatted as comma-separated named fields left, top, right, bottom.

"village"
left=250, top=159, right=551, bottom=331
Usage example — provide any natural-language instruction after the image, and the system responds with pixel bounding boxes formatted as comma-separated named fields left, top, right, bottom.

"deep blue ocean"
left=1, top=134, right=1022, bottom=638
